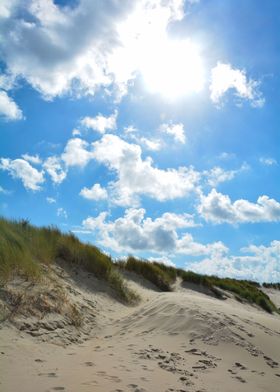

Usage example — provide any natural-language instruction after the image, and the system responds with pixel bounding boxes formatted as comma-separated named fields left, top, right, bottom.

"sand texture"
left=1, top=264, right=280, bottom=392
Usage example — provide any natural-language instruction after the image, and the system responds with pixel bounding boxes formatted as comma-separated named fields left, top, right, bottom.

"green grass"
left=0, top=216, right=278, bottom=313
left=0, top=217, right=136, bottom=303
left=116, top=256, right=278, bottom=313
left=117, top=256, right=174, bottom=291
left=177, top=269, right=223, bottom=298
left=208, top=276, right=277, bottom=314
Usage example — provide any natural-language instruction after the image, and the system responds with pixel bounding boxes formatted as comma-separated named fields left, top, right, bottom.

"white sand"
left=1, top=267, right=280, bottom=392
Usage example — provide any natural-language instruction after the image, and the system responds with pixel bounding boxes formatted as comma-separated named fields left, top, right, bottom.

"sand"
left=1, top=266, right=280, bottom=392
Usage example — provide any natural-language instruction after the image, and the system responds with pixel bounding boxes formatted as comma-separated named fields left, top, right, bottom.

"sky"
left=0, top=0, right=279, bottom=282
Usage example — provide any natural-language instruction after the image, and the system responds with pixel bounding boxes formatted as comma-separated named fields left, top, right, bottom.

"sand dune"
left=1, top=265, right=280, bottom=392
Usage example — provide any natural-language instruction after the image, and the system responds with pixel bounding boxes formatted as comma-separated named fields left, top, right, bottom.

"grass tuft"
left=117, top=256, right=173, bottom=292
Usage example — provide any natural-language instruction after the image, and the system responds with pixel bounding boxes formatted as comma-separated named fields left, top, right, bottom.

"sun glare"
left=111, top=4, right=205, bottom=100
left=139, top=38, right=205, bottom=99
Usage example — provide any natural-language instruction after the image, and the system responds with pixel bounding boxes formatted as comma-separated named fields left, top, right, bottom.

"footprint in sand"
left=84, top=361, right=95, bottom=367
left=263, top=355, right=279, bottom=368
left=234, top=362, right=247, bottom=370
left=234, top=376, right=246, bottom=383
left=127, top=384, right=146, bottom=392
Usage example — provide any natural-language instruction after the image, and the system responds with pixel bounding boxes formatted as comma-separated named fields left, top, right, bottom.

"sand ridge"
left=1, top=265, right=280, bottom=392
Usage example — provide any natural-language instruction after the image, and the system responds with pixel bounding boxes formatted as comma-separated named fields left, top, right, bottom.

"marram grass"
left=0, top=217, right=137, bottom=303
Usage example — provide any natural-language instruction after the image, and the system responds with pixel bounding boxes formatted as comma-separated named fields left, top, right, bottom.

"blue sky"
left=0, top=0, right=279, bottom=282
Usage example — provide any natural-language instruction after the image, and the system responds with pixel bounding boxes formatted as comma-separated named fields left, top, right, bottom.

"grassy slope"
left=0, top=217, right=279, bottom=313
left=0, top=217, right=138, bottom=304
left=117, top=258, right=279, bottom=314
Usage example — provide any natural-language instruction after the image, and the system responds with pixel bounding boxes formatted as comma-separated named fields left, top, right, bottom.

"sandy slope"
left=1, top=268, right=280, bottom=392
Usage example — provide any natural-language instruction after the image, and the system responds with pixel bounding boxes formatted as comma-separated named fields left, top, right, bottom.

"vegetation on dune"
left=263, top=282, right=280, bottom=290
left=0, top=216, right=279, bottom=313
left=0, top=217, right=137, bottom=304
left=117, top=257, right=175, bottom=291
left=177, top=269, right=224, bottom=299
left=208, top=276, right=277, bottom=314
left=117, top=256, right=278, bottom=313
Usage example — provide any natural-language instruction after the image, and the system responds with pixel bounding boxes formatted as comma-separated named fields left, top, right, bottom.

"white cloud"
left=61, top=138, right=93, bottom=168
left=198, top=189, right=280, bottom=224
left=82, top=208, right=222, bottom=257
left=92, top=134, right=200, bottom=206
left=57, top=207, right=67, bottom=219
left=124, top=125, right=137, bottom=134
left=22, top=153, right=41, bottom=164
left=139, top=137, right=161, bottom=151
left=259, top=157, right=277, bottom=166
left=0, top=158, right=44, bottom=191
left=46, top=197, right=56, bottom=204
left=210, top=62, right=264, bottom=107
left=0, top=90, right=23, bottom=120
left=43, top=156, right=67, bottom=184
left=72, top=129, right=81, bottom=136
left=80, top=183, right=108, bottom=201
left=189, top=240, right=280, bottom=283
left=148, top=256, right=176, bottom=267
left=0, top=0, right=19, bottom=19
left=160, top=122, right=186, bottom=143
left=81, top=110, right=117, bottom=134
left=204, top=163, right=249, bottom=187
left=0, top=1, right=185, bottom=100
left=0, top=0, right=131, bottom=98
left=129, top=133, right=162, bottom=151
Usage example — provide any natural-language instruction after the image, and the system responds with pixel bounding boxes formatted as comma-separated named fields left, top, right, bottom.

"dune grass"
left=0, top=217, right=137, bottom=303
left=117, top=257, right=174, bottom=291
left=116, top=255, right=278, bottom=313
left=263, top=282, right=280, bottom=290
left=0, top=216, right=278, bottom=312
left=208, top=276, right=277, bottom=313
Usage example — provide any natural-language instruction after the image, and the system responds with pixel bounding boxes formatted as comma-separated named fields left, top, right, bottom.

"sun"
left=139, top=38, right=205, bottom=100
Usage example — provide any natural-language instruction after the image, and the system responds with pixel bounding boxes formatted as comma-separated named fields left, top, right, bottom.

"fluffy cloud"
left=160, top=123, right=186, bottom=144
left=189, top=240, right=280, bottom=283
left=82, top=208, right=224, bottom=256
left=259, top=157, right=277, bottom=166
left=128, top=133, right=162, bottom=151
left=138, top=137, right=161, bottom=151
left=92, top=134, right=200, bottom=206
left=0, top=158, right=44, bottom=190
left=0, top=90, right=23, bottom=120
left=81, top=110, right=117, bottom=134
left=0, top=0, right=184, bottom=100
left=61, top=138, right=93, bottom=168
left=43, top=156, right=67, bottom=184
left=80, top=183, right=108, bottom=201
left=198, top=189, right=280, bottom=224
left=22, top=153, right=42, bottom=164
left=210, top=63, right=264, bottom=107
left=204, top=163, right=249, bottom=187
